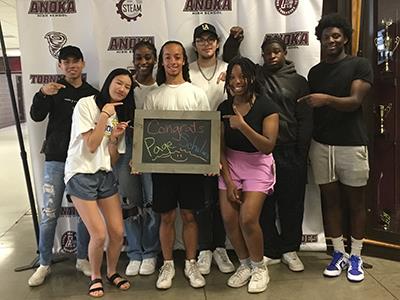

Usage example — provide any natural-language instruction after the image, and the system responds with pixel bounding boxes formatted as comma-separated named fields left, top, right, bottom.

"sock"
left=239, top=257, right=250, bottom=267
left=164, top=260, right=174, bottom=267
left=331, top=235, right=346, bottom=254
left=350, top=237, right=363, bottom=257
left=251, top=259, right=265, bottom=269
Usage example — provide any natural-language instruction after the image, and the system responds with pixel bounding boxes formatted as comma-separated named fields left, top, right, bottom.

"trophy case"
left=366, top=0, right=400, bottom=256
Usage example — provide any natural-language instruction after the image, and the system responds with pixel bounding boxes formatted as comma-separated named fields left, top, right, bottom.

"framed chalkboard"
left=132, top=110, right=221, bottom=174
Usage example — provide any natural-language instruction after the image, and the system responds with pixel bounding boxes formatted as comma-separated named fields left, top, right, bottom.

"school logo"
left=302, top=234, right=318, bottom=243
left=107, top=36, right=154, bottom=53
left=116, top=0, right=143, bottom=22
left=275, top=0, right=299, bottom=16
left=44, top=31, right=67, bottom=59
left=183, top=0, right=232, bottom=15
left=29, top=73, right=87, bottom=84
left=61, top=231, right=77, bottom=254
left=28, top=0, right=77, bottom=17
left=60, top=206, right=79, bottom=217
left=264, top=31, right=309, bottom=48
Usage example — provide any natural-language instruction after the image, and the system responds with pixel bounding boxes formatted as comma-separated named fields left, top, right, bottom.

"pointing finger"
left=232, top=105, right=241, bottom=116
left=52, top=83, right=66, bottom=90
left=297, top=95, right=308, bottom=103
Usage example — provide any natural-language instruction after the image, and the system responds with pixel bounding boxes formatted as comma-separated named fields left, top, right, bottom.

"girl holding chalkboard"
left=218, top=57, right=279, bottom=294
left=64, top=68, right=134, bottom=297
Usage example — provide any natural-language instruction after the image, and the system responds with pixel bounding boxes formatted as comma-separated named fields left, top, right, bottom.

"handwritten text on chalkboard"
left=142, top=119, right=211, bottom=164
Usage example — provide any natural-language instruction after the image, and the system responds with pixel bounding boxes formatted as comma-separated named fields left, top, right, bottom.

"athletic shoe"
left=125, top=260, right=141, bottom=276
left=264, top=256, right=281, bottom=266
left=139, top=257, right=157, bottom=275
left=227, top=264, right=251, bottom=288
left=197, top=250, right=212, bottom=275
left=28, top=265, right=50, bottom=287
left=347, top=255, right=364, bottom=282
left=156, top=261, right=175, bottom=289
left=184, top=259, right=206, bottom=288
left=323, top=251, right=348, bottom=277
left=248, top=265, right=269, bottom=293
left=76, top=258, right=91, bottom=277
left=213, top=248, right=235, bottom=273
left=282, top=251, right=304, bottom=272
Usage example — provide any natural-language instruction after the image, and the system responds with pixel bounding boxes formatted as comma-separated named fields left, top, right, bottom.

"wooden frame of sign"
left=132, top=109, right=221, bottom=174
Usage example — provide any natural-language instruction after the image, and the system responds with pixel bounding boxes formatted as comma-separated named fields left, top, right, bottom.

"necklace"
left=197, top=59, right=218, bottom=81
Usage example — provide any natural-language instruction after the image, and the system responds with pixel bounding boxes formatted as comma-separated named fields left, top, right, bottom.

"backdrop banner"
left=16, top=0, right=325, bottom=254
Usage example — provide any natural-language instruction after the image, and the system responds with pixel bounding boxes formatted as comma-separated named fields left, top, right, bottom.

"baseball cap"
left=58, top=45, right=83, bottom=62
left=193, top=23, right=218, bottom=41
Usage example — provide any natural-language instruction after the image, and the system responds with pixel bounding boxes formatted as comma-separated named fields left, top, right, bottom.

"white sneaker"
left=213, top=248, right=235, bottom=273
left=197, top=250, right=212, bottom=275
left=282, top=251, right=304, bottom=272
left=76, top=258, right=91, bottom=277
left=264, top=256, right=281, bottom=266
left=28, top=265, right=50, bottom=287
left=125, top=260, right=141, bottom=276
left=184, top=259, right=206, bottom=288
left=248, top=265, right=269, bottom=293
left=156, top=261, right=175, bottom=290
left=227, top=264, right=251, bottom=288
left=139, top=257, right=157, bottom=275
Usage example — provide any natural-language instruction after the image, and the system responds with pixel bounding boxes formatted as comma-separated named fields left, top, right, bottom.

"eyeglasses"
left=195, top=37, right=217, bottom=45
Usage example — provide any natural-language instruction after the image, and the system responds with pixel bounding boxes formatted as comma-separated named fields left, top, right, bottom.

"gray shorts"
left=66, top=171, right=118, bottom=201
left=309, top=139, right=369, bottom=187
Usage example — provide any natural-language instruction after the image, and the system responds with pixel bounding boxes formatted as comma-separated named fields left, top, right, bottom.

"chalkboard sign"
left=132, top=110, right=220, bottom=174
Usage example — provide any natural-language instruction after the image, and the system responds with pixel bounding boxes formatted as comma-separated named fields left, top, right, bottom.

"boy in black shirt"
left=299, top=14, right=373, bottom=282
left=29, top=46, right=98, bottom=287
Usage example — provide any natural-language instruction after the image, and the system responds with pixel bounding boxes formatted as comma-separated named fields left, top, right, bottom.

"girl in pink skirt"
left=217, top=56, right=279, bottom=294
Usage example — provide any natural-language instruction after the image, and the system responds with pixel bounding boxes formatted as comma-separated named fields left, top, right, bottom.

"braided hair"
left=224, top=56, right=259, bottom=104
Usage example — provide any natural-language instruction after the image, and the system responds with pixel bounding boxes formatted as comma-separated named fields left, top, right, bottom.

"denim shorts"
left=65, top=171, right=118, bottom=201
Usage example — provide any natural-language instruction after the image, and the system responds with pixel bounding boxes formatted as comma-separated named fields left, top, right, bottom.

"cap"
left=58, top=45, right=83, bottom=62
left=193, top=23, right=218, bottom=41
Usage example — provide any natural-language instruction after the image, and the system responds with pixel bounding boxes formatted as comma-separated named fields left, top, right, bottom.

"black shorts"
left=152, top=173, right=206, bottom=213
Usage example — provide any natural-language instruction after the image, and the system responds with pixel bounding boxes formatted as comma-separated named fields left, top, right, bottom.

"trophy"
left=379, top=210, right=391, bottom=231
left=374, top=19, right=400, bottom=73
left=378, top=103, right=392, bottom=134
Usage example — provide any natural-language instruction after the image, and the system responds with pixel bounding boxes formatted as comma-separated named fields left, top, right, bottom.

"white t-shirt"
left=144, top=81, right=210, bottom=111
left=189, top=59, right=227, bottom=111
left=134, top=82, right=158, bottom=109
left=64, top=95, right=125, bottom=183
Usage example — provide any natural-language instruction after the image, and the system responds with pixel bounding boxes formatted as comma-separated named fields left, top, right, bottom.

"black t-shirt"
left=308, top=55, right=373, bottom=146
left=218, top=95, right=279, bottom=152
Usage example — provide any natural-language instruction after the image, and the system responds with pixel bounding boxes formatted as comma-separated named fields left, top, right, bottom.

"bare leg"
left=239, top=192, right=266, bottom=262
left=180, top=209, right=198, bottom=260
left=97, top=193, right=129, bottom=289
left=342, top=184, right=366, bottom=240
left=159, top=209, right=177, bottom=260
left=71, top=197, right=106, bottom=297
left=219, top=189, right=249, bottom=259
left=320, top=182, right=343, bottom=238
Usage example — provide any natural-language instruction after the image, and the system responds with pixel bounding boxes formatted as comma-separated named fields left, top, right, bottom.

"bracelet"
left=101, top=110, right=112, bottom=118
left=109, top=138, right=118, bottom=145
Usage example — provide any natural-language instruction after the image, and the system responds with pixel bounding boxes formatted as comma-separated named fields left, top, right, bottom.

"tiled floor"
left=1, top=125, right=400, bottom=300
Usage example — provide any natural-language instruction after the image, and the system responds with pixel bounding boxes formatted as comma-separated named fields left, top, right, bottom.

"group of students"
left=27, top=12, right=373, bottom=298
